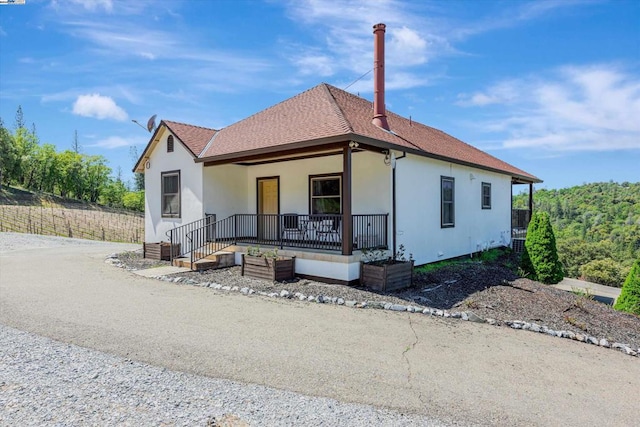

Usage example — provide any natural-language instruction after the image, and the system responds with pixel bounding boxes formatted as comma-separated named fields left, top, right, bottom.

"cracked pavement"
left=1, top=236, right=639, bottom=426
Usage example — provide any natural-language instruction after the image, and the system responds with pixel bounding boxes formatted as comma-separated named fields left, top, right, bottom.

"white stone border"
left=107, top=255, right=640, bottom=359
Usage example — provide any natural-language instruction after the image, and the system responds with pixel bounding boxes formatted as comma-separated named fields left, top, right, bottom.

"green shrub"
left=579, top=258, right=625, bottom=287
left=614, top=258, right=640, bottom=315
left=122, top=191, right=144, bottom=212
left=557, top=238, right=614, bottom=278
left=521, top=211, right=564, bottom=284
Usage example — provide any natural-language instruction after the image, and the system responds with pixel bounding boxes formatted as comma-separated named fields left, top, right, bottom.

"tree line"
left=514, top=181, right=640, bottom=287
left=0, top=106, right=144, bottom=211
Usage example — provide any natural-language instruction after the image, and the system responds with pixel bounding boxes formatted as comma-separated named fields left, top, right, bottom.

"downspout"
left=391, top=151, right=406, bottom=258
left=528, top=182, right=534, bottom=225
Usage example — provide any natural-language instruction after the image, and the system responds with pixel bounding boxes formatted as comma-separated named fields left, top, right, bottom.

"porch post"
left=342, top=145, right=353, bottom=255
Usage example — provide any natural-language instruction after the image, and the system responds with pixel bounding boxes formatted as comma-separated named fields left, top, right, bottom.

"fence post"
left=102, top=227, right=105, bottom=241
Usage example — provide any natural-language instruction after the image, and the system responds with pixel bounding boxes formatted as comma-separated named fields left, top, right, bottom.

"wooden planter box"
left=241, top=254, right=296, bottom=281
left=360, top=260, right=414, bottom=292
left=143, top=242, right=180, bottom=261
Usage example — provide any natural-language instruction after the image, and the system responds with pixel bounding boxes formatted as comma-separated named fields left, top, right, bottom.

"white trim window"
left=482, top=182, right=492, bottom=209
left=161, top=170, right=180, bottom=218
left=441, top=176, right=455, bottom=228
left=310, top=175, right=341, bottom=214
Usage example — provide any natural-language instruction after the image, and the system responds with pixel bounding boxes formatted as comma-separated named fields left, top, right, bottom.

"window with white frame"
left=441, top=176, right=455, bottom=227
left=310, top=174, right=341, bottom=214
left=161, top=170, right=180, bottom=218
left=482, top=182, right=492, bottom=209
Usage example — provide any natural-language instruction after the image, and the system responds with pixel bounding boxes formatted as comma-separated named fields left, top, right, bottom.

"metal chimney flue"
left=372, top=23, right=389, bottom=130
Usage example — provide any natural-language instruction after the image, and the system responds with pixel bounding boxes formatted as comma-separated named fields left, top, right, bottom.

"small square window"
left=310, top=175, right=342, bottom=214
left=482, top=182, right=492, bottom=209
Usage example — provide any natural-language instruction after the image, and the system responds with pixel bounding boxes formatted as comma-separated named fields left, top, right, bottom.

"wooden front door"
left=257, top=177, right=279, bottom=241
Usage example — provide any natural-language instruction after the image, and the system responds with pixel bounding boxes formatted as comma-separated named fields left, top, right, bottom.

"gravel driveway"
left=1, top=232, right=639, bottom=427
left=0, top=324, right=431, bottom=426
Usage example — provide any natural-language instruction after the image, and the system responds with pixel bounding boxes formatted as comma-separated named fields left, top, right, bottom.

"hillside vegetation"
left=0, top=186, right=144, bottom=243
left=1, top=106, right=144, bottom=211
left=514, top=182, right=640, bottom=286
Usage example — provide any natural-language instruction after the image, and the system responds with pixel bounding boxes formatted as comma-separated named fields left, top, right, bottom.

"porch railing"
left=183, top=213, right=388, bottom=266
left=166, top=213, right=215, bottom=261
left=512, top=208, right=531, bottom=239
left=185, top=215, right=238, bottom=267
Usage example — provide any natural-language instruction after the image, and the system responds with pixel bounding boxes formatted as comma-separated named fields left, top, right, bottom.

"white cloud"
left=457, top=81, right=520, bottom=106
left=88, top=136, right=131, bottom=149
left=67, top=0, right=113, bottom=12
left=72, top=93, right=128, bottom=121
left=293, top=54, right=335, bottom=76
left=461, top=64, right=640, bottom=152
left=450, top=0, right=594, bottom=40
left=388, top=26, right=428, bottom=66
left=282, top=0, right=433, bottom=87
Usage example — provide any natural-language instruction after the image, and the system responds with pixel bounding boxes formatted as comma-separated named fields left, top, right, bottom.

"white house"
left=134, top=24, right=540, bottom=284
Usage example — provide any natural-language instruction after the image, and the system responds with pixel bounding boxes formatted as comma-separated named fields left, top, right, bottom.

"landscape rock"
left=366, top=301, right=386, bottom=310
left=467, top=312, right=485, bottom=323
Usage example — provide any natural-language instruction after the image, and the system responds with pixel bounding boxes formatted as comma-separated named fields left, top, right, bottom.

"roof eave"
left=197, top=134, right=356, bottom=165
left=132, top=122, right=167, bottom=173
left=196, top=131, right=541, bottom=184
left=349, top=134, right=542, bottom=183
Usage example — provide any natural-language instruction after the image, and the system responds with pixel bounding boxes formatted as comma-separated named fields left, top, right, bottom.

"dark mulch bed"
left=410, top=261, right=640, bottom=349
left=116, top=249, right=640, bottom=350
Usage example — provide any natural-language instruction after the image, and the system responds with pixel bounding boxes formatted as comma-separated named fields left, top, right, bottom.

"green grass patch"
left=415, top=247, right=512, bottom=274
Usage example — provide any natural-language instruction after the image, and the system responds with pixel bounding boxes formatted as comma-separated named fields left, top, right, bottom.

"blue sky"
left=1, top=0, right=638, bottom=190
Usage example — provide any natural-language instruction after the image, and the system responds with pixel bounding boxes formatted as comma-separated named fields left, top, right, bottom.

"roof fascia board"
left=350, top=135, right=542, bottom=184
left=163, top=123, right=201, bottom=158
left=197, top=135, right=353, bottom=165
left=196, top=130, right=540, bottom=184
left=133, top=122, right=167, bottom=173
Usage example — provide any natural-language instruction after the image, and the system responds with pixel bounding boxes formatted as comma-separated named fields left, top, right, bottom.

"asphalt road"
left=554, top=277, right=622, bottom=305
left=1, top=235, right=638, bottom=426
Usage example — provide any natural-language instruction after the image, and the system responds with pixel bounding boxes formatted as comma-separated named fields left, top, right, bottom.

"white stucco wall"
left=394, top=154, right=512, bottom=266
left=203, top=164, right=248, bottom=220
left=144, top=132, right=204, bottom=242
left=201, top=150, right=391, bottom=218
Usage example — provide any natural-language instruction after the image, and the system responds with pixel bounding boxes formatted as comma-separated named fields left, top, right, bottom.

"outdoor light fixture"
left=382, top=150, right=391, bottom=166
left=349, top=141, right=359, bottom=149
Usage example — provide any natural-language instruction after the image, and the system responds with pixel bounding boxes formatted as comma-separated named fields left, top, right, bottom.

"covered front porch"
left=201, top=142, right=392, bottom=250
left=168, top=142, right=393, bottom=282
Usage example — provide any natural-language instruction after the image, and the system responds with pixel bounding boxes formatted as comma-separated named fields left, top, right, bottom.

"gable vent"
left=167, top=135, right=174, bottom=153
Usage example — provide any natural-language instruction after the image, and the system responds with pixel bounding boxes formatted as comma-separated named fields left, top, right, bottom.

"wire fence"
left=0, top=204, right=144, bottom=243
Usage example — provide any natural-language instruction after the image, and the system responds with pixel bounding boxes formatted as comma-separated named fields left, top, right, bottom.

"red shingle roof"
left=163, top=120, right=217, bottom=157
left=196, top=83, right=539, bottom=182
